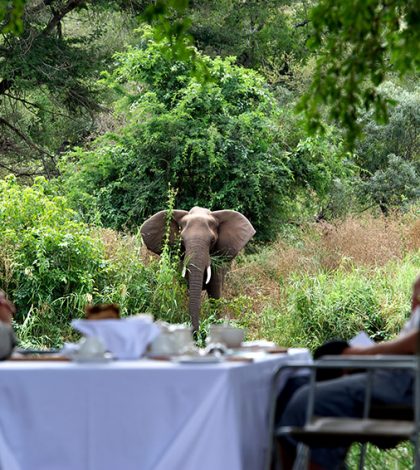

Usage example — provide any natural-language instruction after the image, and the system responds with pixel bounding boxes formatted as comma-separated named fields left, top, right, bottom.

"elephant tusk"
left=205, top=266, right=211, bottom=285
left=182, top=266, right=187, bottom=278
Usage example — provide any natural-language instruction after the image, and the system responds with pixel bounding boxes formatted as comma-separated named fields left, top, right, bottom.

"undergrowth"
left=1, top=182, right=418, bottom=467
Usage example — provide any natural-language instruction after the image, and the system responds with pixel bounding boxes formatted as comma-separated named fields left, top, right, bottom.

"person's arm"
left=343, top=329, right=418, bottom=356
left=0, top=290, right=15, bottom=325
left=0, top=291, right=16, bottom=359
left=0, top=322, right=15, bottom=359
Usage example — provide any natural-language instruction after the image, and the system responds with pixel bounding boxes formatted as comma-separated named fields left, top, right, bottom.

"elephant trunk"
left=184, top=241, right=210, bottom=333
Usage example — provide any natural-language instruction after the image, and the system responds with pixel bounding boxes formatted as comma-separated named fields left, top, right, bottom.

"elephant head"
left=140, top=207, right=255, bottom=332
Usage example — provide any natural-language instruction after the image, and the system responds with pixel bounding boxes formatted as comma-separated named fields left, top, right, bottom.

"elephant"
left=140, top=207, right=255, bottom=332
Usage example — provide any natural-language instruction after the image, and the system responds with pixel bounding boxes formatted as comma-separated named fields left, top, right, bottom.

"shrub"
left=0, top=176, right=105, bottom=319
left=355, top=82, right=420, bottom=214
left=61, top=30, right=347, bottom=240
left=357, top=82, right=420, bottom=174
left=360, top=154, right=419, bottom=214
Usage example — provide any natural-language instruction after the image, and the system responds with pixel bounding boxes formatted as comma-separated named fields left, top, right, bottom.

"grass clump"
left=261, top=263, right=417, bottom=350
left=224, top=210, right=420, bottom=350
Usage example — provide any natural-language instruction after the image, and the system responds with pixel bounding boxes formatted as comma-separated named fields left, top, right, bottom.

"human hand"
left=0, top=291, right=15, bottom=325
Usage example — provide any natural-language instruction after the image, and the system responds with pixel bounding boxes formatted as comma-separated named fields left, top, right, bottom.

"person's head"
left=412, top=275, right=420, bottom=312
left=0, top=290, right=15, bottom=325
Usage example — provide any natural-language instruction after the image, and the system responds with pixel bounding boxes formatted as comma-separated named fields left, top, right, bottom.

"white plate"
left=172, top=355, right=224, bottom=364
left=71, top=352, right=113, bottom=363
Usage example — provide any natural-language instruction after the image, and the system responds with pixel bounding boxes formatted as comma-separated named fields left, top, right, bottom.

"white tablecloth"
left=0, top=349, right=310, bottom=470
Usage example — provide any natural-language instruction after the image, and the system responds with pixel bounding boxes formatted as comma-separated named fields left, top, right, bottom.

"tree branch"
left=3, top=92, right=74, bottom=119
left=294, top=19, right=309, bottom=28
left=42, top=0, right=86, bottom=36
left=0, top=161, right=44, bottom=178
left=0, top=116, right=54, bottom=159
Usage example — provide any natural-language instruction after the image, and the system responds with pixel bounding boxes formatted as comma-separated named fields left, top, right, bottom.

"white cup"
left=78, top=336, right=106, bottom=357
left=149, top=332, right=176, bottom=355
left=172, top=328, right=194, bottom=353
left=208, top=325, right=245, bottom=348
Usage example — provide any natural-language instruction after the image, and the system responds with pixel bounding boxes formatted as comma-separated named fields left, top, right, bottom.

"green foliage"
left=348, top=442, right=413, bottom=469
left=0, top=2, right=140, bottom=178
left=360, top=154, right=419, bottom=214
left=258, top=260, right=418, bottom=351
left=188, top=0, right=310, bottom=77
left=143, top=0, right=207, bottom=76
left=0, top=176, right=105, bottom=319
left=286, top=130, right=356, bottom=216
left=356, top=81, right=420, bottom=174
left=148, top=187, right=189, bottom=323
left=0, top=176, right=186, bottom=346
left=62, top=31, right=347, bottom=239
left=63, top=33, right=286, bottom=237
left=0, top=0, right=25, bottom=34
left=299, top=0, right=420, bottom=146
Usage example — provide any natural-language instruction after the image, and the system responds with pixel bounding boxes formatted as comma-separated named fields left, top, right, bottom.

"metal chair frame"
left=267, top=354, right=420, bottom=470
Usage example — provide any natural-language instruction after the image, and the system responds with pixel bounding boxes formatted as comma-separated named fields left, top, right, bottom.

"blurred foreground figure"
left=0, top=290, right=16, bottom=359
left=278, top=275, right=420, bottom=470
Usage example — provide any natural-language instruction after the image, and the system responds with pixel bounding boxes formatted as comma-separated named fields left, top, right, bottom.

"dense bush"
left=0, top=176, right=105, bottom=316
left=61, top=31, right=347, bottom=240
left=0, top=176, right=153, bottom=345
left=355, top=82, right=420, bottom=213
left=357, top=82, right=419, bottom=174
left=0, top=177, right=228, bottom=346
left=360, top=154, right=419, bottom=214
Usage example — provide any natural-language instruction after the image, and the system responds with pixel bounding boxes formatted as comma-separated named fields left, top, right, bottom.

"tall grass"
left=225, top=211, right=419, bottom=349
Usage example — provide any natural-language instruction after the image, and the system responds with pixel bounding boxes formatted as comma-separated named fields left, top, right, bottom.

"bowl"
left=208, top=325, right=245, bottom=348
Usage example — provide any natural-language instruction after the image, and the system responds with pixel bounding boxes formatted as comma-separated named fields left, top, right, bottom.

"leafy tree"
left=61, top=32, right=347, bottom=239
left=356, top=82, right=419, bottom=174
left=299, top=0, right=420, bottom=145
left=188, top=0, right=309, bottom=78
left=360, top=154, right=419, bottom=215
left=124, top=0, right=420, bottom=145
left=353, top=81, right=419, bottom=214
left=0, top=1, right=142, bottom=179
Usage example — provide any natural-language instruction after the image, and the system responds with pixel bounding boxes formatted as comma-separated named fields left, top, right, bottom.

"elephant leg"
left=206, top=266, right=228, bottom=299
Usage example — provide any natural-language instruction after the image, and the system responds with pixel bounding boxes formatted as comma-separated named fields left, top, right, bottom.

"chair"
left=267, top=354, right=420, bottom=470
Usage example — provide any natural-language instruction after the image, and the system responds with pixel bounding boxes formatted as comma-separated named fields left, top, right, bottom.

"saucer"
left=71, top=352, right=113, bottom=363
left=172, top=355, right=224, bottom=364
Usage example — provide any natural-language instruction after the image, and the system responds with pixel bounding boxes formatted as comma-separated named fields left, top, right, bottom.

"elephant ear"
left=140, top=210, right=188, bottom=255
left=212, top=210, right=256, bottom=258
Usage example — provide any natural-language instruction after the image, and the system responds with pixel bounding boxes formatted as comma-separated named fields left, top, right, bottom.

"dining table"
left=0, top=348, right=310, bottom=470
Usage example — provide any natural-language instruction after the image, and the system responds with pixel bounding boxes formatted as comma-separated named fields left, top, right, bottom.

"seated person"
left=278, top=275, right=420, bottom=470
left=0, top=290, right=16, bottom=360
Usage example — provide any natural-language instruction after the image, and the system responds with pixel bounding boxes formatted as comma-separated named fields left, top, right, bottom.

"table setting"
left=11, top=311, right=288, bottom=365
left=0, top=305, right=311, bottom=470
